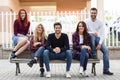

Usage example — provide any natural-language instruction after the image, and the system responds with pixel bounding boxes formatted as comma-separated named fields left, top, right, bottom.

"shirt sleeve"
left=25, top=22, right=30, bottom=35
left=14, top=20, right=18, bottom=36
left=72, top=33, right=81, bottom=51
left=60, top=34, right=70, bottom=52
left=99, top=21, right=105, bottom=44
left=45, top=34, right=53, bottom=52
left=29, top=36, right=37, bottom=51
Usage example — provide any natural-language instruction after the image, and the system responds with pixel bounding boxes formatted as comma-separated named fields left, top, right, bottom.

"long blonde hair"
left=33, top=24, right=46, bottom=44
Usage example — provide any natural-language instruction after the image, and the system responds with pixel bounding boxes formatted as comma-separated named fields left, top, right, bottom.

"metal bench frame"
left=9, top=54, right=100, bottom=76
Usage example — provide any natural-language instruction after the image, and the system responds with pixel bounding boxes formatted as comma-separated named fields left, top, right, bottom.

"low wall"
left=98, top=48, right=120, bottom=60
left=0, top=48, right=120, bottom=60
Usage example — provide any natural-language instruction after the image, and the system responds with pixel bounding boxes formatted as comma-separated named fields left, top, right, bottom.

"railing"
left=0, top=11, right=120, bottom=50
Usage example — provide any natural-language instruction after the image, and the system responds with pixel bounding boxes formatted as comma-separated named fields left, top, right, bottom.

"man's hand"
left=56, top=47, right=61, bottom=53
left=96, top=44, right=101, bottom=50
left=53, top=47, right=61, bottom=53
left=93, top=33, right=98, bottom=36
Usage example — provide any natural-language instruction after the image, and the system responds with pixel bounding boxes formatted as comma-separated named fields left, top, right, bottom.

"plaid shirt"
left=72, top=32, right=91, bottom=55
left=30, top=35, right=46, bottom=53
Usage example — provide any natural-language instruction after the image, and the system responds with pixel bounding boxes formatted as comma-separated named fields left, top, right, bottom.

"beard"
left=55, top=31, right=61, bottom=34
left=91, top=15, right=96, bottom=20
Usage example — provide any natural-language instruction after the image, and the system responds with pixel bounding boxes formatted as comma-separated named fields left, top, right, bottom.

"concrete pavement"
left=0, top=59, right=120, bottom=80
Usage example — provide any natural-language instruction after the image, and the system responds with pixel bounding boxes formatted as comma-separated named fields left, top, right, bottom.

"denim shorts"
left=12, top=35, right=19, bottom=46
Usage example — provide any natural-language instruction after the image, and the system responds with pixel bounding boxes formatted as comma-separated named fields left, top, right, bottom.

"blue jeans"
left=90, top=34, right=110, bottom=72
left=31, top=47, right=44, bottom=67
left=80, top=48, right=89, bottom=71
left=12, top=35, right=19, bottom=46
left=43, top=50, right=72, bottom=71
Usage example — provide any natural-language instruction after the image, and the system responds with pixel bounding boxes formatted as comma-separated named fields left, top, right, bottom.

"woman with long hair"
left=27, top=24, right=47, bottom=77
left=72, top=21, right=91, bottom=77
left=11, top=9, right=30, bottom=59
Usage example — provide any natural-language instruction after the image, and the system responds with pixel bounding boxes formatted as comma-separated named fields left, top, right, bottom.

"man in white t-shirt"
left=85, top=8, right=113, bottom=75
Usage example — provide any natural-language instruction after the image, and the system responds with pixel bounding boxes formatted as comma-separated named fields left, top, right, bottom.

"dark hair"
left=76, top=21, right=89, bottom=42
left=90, top=7, right=97, bottom=12
left=54, top=22, right=62, bottom=28
left=17, top=9, right=29, bottom=27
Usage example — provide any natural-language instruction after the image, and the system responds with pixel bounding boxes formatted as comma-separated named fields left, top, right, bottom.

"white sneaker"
left=66, top=71, right=71, bottom=78
left=79, top=66, right=83, bottom=74
left=46, top=71, right=51, bottom=78
left=82, top=70, right=89, bottom=77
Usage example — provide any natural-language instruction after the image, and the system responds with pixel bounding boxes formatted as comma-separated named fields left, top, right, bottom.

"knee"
left=81, top=48, right=87, bottom=52
left=38, top=46, right=45, bottom=51
left=22, top=38, right=28, bottom=42
left=43, top=50, right=49, bottom=57
left=18, top=38, right=28, bottom=44
left=27, top=40, right=30, bottom=45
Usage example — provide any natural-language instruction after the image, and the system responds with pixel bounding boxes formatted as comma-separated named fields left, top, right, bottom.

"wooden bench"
left=9, top=50, right=100, bottom=76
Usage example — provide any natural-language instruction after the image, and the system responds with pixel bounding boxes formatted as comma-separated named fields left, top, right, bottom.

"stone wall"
left=0, top=48, right=120, bottom=60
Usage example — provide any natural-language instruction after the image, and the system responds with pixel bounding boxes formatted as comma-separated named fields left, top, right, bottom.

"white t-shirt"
left=85, top=18, right=104, bottom=44
left=79, top=35, right=83, bottom=44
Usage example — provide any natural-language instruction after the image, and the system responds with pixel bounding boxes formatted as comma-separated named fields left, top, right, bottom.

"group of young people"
left=10, top=8, right=113, bottom=78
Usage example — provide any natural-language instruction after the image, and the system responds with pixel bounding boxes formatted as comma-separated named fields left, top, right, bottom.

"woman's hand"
left=33, top=42, right=41, bottom=47
left=82, top=45, right=91, bottom=51
left=86, top=46, right=91, bottom=51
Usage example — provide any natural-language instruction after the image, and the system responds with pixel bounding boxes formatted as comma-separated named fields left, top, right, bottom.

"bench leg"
left=15, top=63, right=20, bottom=76
left=91, top=63, right=96, bottom=76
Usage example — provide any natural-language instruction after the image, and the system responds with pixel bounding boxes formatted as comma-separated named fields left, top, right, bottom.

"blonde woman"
left=27, top=24, right=47, bottom=77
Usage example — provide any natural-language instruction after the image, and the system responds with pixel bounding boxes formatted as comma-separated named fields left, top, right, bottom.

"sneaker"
left=66, top=72, right=71, bottom=78
left=27, top=59, right=37, bottom=67
left=46, top=71, right=51, bottom=78
left=79, top=66, right=83, bottom=74
left=40, top=68, right=44, bottom=77
left=10, top=53, right=16, bottom=59
left=103, top=71, right=113, bottom=75
left=82, top=70, right=89, bottom=77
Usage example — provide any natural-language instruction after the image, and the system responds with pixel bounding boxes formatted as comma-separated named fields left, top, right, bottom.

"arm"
left=45, top=34, right=54, bottom=52
left=40, top=38, right=47, bottom=47
left=30, top=36, right=36, bottom=51
left=60, top=34, right=70, bottom=52
left=30, top=36, right=42, bottom=51
left=83, top=34, right=91, bottom=51
left=25, top=22, right=30, bottom=35
left=72, top=33, right=81, bottom=51
left=99, top=21, right=104, bottom=44
left=14, top=20, right=18, bottom=36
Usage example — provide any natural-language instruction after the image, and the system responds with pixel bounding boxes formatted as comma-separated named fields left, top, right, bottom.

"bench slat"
left=10, top=58, right=100, bottom=63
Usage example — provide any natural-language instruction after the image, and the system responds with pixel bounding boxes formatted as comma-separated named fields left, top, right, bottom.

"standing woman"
left=10, top=9, right=30, bottom=59
left=27, top=24, right=47, bottom=77
left=72, top=21, right=91, bottom=77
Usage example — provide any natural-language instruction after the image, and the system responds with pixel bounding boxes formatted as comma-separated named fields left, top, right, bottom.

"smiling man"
left=43, top=22, right=72, bottom=78
left=85, top=7, right=113, bottom=75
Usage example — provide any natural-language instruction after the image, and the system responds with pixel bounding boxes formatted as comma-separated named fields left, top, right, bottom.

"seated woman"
left=72, top=21, right=91, bottom=77
left=27, top=24, right=47, bottom=77
left=11, top=9, right=30, bottom=59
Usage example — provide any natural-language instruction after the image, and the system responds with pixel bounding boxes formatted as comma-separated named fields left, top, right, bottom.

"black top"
left=45, top=33, right=70, bottom=52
